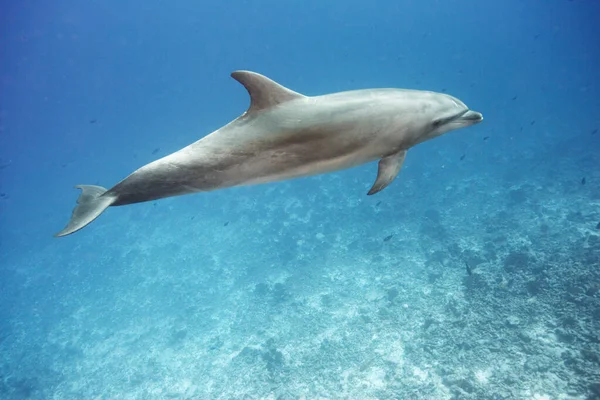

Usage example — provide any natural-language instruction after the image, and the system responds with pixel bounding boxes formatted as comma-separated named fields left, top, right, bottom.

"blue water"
left=1, top=0, right=599, bottom=398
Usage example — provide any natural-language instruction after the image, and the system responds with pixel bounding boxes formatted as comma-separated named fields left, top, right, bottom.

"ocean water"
left=1, top=0, right=599, bottom=399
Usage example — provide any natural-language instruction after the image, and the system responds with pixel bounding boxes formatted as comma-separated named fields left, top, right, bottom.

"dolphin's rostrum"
left=56, top=71, right=483, bottom=237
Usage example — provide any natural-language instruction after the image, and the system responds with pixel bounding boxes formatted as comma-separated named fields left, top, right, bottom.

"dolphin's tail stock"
left=55, top=185, right=116, bottom=237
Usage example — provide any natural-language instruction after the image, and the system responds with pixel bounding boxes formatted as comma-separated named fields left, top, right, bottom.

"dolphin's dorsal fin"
left=231, top=71, right=305, bottom=114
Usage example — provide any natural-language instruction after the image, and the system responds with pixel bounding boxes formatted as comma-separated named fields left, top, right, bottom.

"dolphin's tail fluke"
left=55, top=185, right=116, bottom=237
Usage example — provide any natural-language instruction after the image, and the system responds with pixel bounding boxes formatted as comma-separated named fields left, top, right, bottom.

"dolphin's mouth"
left=460, top=110, right=484, bottom=123
left=438, top=109, right=483, bottom=129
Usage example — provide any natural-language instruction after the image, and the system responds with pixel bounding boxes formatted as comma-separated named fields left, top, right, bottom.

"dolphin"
left=55, top=70, right=483, bottom=237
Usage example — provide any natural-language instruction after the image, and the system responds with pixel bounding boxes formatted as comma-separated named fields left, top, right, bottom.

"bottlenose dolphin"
left=56, top=70, right=483, bottom=237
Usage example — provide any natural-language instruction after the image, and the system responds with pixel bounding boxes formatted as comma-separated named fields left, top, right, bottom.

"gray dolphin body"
left=56, top=71, right=483, bottom=237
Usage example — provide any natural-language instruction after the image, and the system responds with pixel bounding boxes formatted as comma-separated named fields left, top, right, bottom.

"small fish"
left=191, top=216, right=195, bottom=220
left=512, top=96, right=518, bottom=101
left=89, top=119, right=97, bottom=124
left=530, top=120, right=536, bottom=126
left=460, top=154, right=466, bottom=161
left=152, top=148, right=160, bottom=155
left=465, top=261, right=472, bottom=276
left=483, top=136, right=489, bottom=141
left=0, top=192, right=6, bottom=198
left=596, top=222, right=600, bottom=230
left=441, top=88, right=447, bottom=93
left=383, top=235, right=393, bottom=242
left=376, top=201, right=382, bottom=207
left=581, top=177, right=586, bottom=185
left=0, top=159, right=12, bottom=170
left=592, top=129, right=598, bottom=135
left=224, top=221, right=229, bottom=227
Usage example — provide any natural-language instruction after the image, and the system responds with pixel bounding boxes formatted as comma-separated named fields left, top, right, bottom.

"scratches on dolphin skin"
left=167, top=162, right=184, bottom=170
left=182, top=184, right=205, bottom=193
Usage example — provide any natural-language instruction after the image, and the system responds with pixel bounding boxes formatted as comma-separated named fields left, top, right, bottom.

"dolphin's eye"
left=432, top=119, right=443, bottom=128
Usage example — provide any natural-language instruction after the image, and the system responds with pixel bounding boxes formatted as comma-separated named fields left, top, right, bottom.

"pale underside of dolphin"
left=55, top=70, right=483, bottom=237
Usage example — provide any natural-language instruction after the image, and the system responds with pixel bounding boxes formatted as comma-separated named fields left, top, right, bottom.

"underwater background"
left=1, top=0, right=599, bottom=399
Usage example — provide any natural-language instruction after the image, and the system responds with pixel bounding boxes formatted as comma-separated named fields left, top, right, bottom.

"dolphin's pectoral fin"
left=231, top=70, right=306, bottom=114
left=367, top=151, right=407, bottom=195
